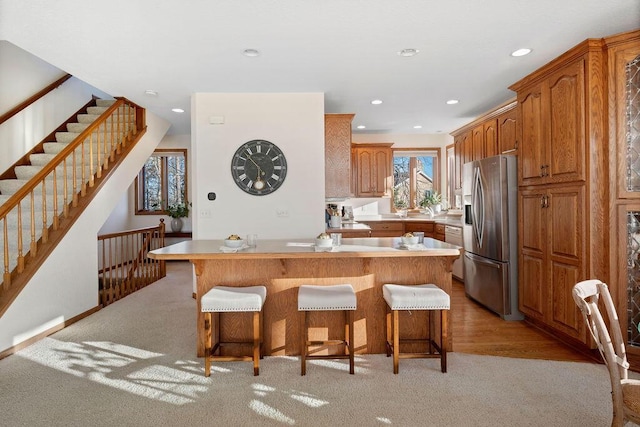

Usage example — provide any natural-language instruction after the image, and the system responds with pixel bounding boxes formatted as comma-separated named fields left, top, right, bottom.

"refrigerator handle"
left=471, top=167, right=484, bottom=247
left=464, top=252, right=501, bottom=268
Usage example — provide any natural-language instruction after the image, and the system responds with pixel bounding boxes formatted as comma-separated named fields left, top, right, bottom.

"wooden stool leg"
left=393, top=309, right=399, bottom=374
left=441, top=309, right=448, bottom=373
left=253, top=311, right=260, bottom=376
left=259, top=309, right=264, bottom=359
left=301, top=311, right=308, bottom=376
left=385, top=305, right=392, bottom=357
left=348, top=310, right=355, bottom=374
left=204, top=312, right=212, bottom=377
left=428, top=310, right=434, bottom=355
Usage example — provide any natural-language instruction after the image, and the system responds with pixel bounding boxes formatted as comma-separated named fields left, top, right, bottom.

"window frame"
left=134, top=148, right=188, bottom=216
left=391, top=147, right=441, bottom=211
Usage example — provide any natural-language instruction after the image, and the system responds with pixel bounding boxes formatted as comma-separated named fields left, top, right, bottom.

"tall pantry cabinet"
left=509, top=39, right=609, bottom=347
left=606, top=30, right=640, bottom=367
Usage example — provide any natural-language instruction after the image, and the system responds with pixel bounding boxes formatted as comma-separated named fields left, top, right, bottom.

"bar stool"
left=298, top=284, right=357, bottom=375
left=382, top=283, right=450, bottom=374
left=200, top=285, right=267, bottom=377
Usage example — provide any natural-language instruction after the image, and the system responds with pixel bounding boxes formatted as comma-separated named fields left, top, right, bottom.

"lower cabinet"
left=433, top=224, right=445, bottom=242
left=362, top=221, right=404, bottom=237
left=404, top=221, right=435, bottom=239
left=519, top=185, right=587, bottom=344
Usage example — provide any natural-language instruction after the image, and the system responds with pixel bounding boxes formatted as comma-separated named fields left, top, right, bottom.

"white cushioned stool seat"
left=200, top=285, right=267, bottom=377
left=201, top=285, right=267, bottom=312
left=383, top=284, right=450, bottom=310
left=298, top=284, right=356, bottom=375
left=298, top=284, right=357, bottom=311
left=382, top=283, right=450, bottom=374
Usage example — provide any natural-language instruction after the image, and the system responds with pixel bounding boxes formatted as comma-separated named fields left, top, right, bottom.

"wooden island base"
left=149, top=238, right=460, bottom=358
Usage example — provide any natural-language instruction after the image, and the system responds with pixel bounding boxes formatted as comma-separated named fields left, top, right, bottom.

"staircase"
left=0, top=97, right=146, bottom=316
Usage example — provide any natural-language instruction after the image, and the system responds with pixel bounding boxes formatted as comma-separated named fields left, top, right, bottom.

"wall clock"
left=231, top=139, right=287, bottom=196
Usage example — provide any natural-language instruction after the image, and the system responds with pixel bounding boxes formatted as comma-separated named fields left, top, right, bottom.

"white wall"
left=0, top=112, right=169, bottom=353
left=347, top=132, right=453, bottom=214
left=0, top=41, right=111, bottom=172
left=191, top=93, right=325, bottom=239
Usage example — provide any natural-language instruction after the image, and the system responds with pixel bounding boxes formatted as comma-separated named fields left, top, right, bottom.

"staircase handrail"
left=0, top=98, right=141, bottom=219
left=0, top=74, right=73, bottom=126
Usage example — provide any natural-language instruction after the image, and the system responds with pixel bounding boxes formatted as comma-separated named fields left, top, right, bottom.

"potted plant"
left=166, top=201, right=191, bottom=232
left=419, top=191, right=443, bottom=216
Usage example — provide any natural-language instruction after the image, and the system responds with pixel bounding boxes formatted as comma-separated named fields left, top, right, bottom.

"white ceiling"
left=1, top=0, right=638, bottom=136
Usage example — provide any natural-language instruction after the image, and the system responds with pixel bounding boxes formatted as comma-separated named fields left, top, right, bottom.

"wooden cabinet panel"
left=325, top=114, right=354, bottom=199
left=453, top=135, right=463, bottom=190
left=353, top=144, right=392, bottom=197
left=519, top=88, right=545, bottom=184
left=547, top=60, right=585, bottom=183
left=518, top=185, right=586, bottom=341
left=362, top=221, right=404, bottom=237
left=483, top=119, right=498, bottom=158
left=462, top=131, right=472, bottom=166
left=472, top=125, right=484, bottom=161
left=405, top=221, right=435, bottom=239
left=497, top=108, right=517, bottom=154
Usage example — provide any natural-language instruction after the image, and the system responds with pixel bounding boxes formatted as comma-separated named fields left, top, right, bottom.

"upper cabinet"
left=513, top=59, right=586, bottom=186
left=325, top=114, right=354, bottom=199
left=352, top=143, right=392, bottom=197
left=450, top=101, right=517, bottom=190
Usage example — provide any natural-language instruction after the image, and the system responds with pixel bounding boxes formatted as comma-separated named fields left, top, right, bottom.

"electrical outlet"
left=276, top=209, right=289, bottom=218
left=200, top=209, right=212, bottom=218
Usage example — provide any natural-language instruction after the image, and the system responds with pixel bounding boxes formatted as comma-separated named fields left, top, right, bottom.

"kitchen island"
left=148, top=237, right=460, bottom=357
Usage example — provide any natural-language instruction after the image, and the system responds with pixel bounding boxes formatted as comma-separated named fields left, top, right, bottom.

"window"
left=135, top=149, right=188, bottom=214
left=392, top=148, right=440, bottom=209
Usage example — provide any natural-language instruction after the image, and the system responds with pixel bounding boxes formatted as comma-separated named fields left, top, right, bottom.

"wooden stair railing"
left=98, top=220, right=166, bottom=307
left=0, top=97, right=147, bottom=318
left=0, top=73, right=72, bottom=126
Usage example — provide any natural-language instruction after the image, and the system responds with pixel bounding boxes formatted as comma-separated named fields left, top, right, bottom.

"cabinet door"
left=519, top=189, right=546, bottom=319
left=472, top=124, right=484, bottom=161
left=356, top=149, right=375, bottom=196
left=497, top=108, right=517, bottom=154
left=547, top=60, right=586, bottom=183
left=324, top=114, right=354, bottom=199
left=462, top=131, right=473, bottom=166
left=518, top=86, right=545, bottom=185
left=373, top=148, right=391, bottom=197
left=483, top=119, right=498, bottom=158
left=546, top=185, right=585, bottom=341
left=454, top=136, right=463, bottom=190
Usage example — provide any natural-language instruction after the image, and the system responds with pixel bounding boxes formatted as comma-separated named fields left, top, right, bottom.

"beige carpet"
left=0, top=263, right=622, bottom=426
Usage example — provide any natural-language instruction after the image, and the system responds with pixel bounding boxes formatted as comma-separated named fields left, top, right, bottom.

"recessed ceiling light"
left=446, top=99, right=459, bottom=105
left=144, top=90, right=158, bottom=96
left=371, top=99, right=383, bottom=105
left=171, top=108, right=184, bottom=113
left=413, top=125, right=422, bottom=129
left=357, top=125, right=366, bottom=129
left=511, top=48, right=532, bottom=57
left=243, top=49, right=260, bottom=57
left=398, top=48, right=419, bottom=57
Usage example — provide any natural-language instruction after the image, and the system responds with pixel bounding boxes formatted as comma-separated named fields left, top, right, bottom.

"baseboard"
left=0, top=305, right=101, bottom=361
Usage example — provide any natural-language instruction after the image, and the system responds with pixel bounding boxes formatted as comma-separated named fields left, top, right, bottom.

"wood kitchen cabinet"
left=404, top=221, right=435, bottom=239
left=360, top=221, right=404, bottom=237
left=451, top=101, right=517, bottom=191
left=497, top=108, right=517, bottom=155
left=512, top=37, right=609, bottom=350
left=519, top=185, right=586, bottom=343
left=515, top=59, right=586, bottom=186
left=605, top=30, right=640, bottom=367
left=324, top=114, right=354, bottom=199
left=352, top=143, right=392, bottom=197
left=434, top=224, right=446, bottom=242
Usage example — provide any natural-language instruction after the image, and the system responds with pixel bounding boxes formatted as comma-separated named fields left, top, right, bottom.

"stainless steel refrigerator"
left=462, top=155, right=523, bottom=321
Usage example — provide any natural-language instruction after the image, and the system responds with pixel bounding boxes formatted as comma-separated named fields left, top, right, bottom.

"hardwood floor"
left=451, top=279, right=595, bottom=362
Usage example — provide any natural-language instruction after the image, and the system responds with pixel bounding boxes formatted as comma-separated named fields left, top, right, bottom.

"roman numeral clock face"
left=231, top=140, right=287, bottom=196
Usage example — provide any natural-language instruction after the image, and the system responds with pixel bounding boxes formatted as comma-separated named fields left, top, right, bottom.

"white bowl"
left=316, top=238, right=333, bottom=248
left=224, top=239, right=244, bottom=248
left=401, top=236, right=419, bottom=245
